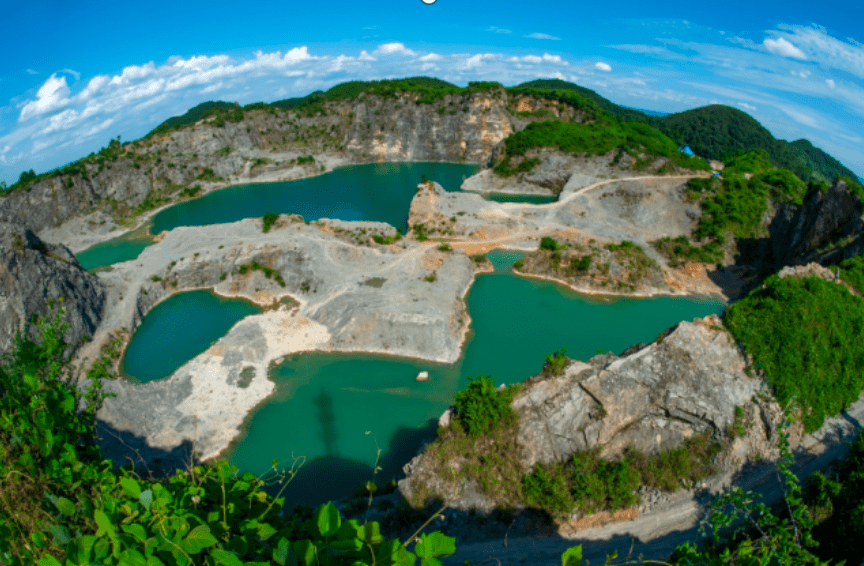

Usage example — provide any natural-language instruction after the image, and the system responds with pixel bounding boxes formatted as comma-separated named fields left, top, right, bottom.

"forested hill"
left=511, top=78, right=859, bottom=184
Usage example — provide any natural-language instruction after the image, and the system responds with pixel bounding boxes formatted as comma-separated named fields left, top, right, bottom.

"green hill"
left=148, top=101, right=240, bottom=137
left=512, top=80, right=859, bottom=184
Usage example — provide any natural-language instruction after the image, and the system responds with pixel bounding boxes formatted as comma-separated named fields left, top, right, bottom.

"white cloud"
left=373, top=43, right=417, bottom=57
left=595, top=62, right=612, bottom=72
left=60, top=68, right=80, bottom=81
left=417, top=53, right=442, bottom=62
left=764, top=37, right=807, bottom=60
left=525, top=33, right=561, bottom=40
left=736, top=102, right=757, bottom=112
left=358, top=50, right=376, bottom=61
left=486, top=26, right=511, bottom=34
left=26, top=69, right=39, bottom=75
left=19, top=74, right=71, bottom=121
left=774, top=24, right=864, bottom=79
left=826, top=79, right=836, bottom=88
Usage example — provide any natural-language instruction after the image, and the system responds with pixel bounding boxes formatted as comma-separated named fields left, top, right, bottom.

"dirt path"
left=443, top=173, right=709, bottom=255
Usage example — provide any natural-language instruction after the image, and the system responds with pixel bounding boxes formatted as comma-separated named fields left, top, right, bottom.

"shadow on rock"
left=95, top=420, right=197, bottom=480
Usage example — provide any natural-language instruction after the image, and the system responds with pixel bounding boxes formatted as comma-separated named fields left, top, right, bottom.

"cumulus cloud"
left=525, top=33, right=561, bottom=40
left=764, top=37, right=807, bottom=60
left=358, top=50, right=376, bottom=61
left=826, top=79, right=836, bottom=88
left=595, top=62, right=612, bottom=72
left=20, top=74, right=71, bottom=121
left=486, top=26, right=511, bottom=34
left=60, top=68, right=81, bottom=81
left=373, top=43, right=416, bottom=57
left=737, top=102, right=757, bottom=112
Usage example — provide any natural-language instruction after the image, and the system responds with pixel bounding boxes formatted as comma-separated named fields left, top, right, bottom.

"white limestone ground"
left=83, top=212, right=475, bottom=463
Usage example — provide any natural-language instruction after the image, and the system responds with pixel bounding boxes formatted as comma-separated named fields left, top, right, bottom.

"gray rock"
left=398, top=314, right=764, bottom=509
left=770, top=180, right=864, bottom=267
left=0, top=221, right=105, bottom=358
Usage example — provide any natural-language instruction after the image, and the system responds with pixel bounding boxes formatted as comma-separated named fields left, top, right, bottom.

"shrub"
left=262, top=212, right=279, bottom=233
left=437, top=244, right=452, bottom=252
left=569, top=255, right=591, bottom=273
left=452, top=375, right=518, bottom=437
left=539, top=237, right=559, bottom=251
left=470, top=253, right=488, bottom=264
left=724, top=274, right=864, bottom=432
left=372, top=232, right=402, bottom=245
left=543, top=347, right=570, bottom=377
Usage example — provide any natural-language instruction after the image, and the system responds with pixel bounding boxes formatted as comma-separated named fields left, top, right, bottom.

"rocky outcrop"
left=398, top=314, right=776, bottom=513
left=769, top=180, right=864, bottom=267
left=0, top=221, right=106, bottom=358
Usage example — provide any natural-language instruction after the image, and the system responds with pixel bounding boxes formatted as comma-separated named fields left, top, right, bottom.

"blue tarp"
left=678, top=145, right=695, bottom=156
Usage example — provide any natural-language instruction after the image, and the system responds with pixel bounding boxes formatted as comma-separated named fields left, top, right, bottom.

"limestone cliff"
left=0, top=88, right=541, bottom=239
left=0, top=221, right=106, bottom=357
left=769, top=179, right=864, bottom=267
left=397, top=314, right=786, bottom=514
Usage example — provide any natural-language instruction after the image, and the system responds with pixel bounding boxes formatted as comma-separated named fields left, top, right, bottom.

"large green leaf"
left=36, top=556, right=63, bottom=566
left=54, top=497, right=76, bottom=516
left=95, top=510, right=116, bottom=538
left=210, top=549, right=244, bottom=566
left=139, top=489, right=153, bottom=511
left=273, top=538, right=298, bottom=566
left=119, top=548, right=148, bottom=566
left=122, top=524, right=148, bottom=543
left=414, top=532, right=455, bottom=559
left=314, top=502, right=341, bottom=538
left=178, top=525, right=217, bottom=555
left=121, top=477, right=143, bottom=499
left=292, top=540, right=317, bottom=566
left=561, top=544, right=583, bottom=566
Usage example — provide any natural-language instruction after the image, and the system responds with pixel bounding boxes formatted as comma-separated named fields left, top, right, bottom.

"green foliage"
left=492, top=120, right=709, bottom=177
left=724, top=274, right=864, bottom=432
left=470, top=253, right=488, bottom=264
left=437, top=244, right=452, bottom=252
left=670, top=413, right=829, bottom=565
left=694, top=174, right=769, bottom=241
left=803, top=430, right=864, bottom=563
left=424, top=273, right=437, bottom=283
left=540, top=237, right=559, bottom=251
left=452, top=375, right=518, bottom=437
left=839, top=251, right=864, bottom=294
left=411, top=223, right=429, bottom=242
left=295, top=155, right=315, bottom=165
left=372, top=232, right=402, bottom=245
left=180, top=185, right=202, bottom=198
left=148, top=101, right=239, bottom=137
left=0, top=305, right=460, bottom=566
left=237, top=261, right=286, bottom=287
left=196, top=168, right=223, bottom=182
left=651, top=236, right=724, bottom=267
left=569, top=255, right=592, bottom=273
left=262, top=212, right=279, bottom=233
left=543, top=348, right=570, bottom=377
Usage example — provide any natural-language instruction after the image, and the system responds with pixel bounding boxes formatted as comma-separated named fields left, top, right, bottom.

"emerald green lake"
left=480, top=192, right=557, bottom=204
left=76, top=162, right=477, bottom=271
left=165, top=251, right=723, bottom=511
left=120, top=290, right=262, bottom=383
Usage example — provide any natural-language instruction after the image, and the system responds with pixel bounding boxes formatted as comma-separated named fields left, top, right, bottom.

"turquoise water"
left=480, top=192, right=557, bottom=205
left=120, top=290, right=262, bottom=383
left=213, top=251, right=727, bottom=510
left=76, top=162, right=477, bottom=271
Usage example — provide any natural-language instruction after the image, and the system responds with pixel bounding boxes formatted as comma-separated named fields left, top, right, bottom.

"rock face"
left=770, top=180, right=864, bottom=267
left=0, top=222, right=106, bottom=357
left=398, top=314, right=767, bottom=512
left=0, top=89, right=526, bottom=239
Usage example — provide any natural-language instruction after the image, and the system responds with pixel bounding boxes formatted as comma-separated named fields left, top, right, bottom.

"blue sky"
left=2, top=0, right=863, bottom=185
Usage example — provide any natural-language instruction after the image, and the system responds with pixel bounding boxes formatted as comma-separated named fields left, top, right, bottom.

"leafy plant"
left=452, top=375, right=518, bottom=437
left=262, top=212, right=279, bottom=233
left=544, top=348, right=570, bottom=377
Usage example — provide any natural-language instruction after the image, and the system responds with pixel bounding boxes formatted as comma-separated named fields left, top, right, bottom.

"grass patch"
left=237, top=366, right=255, bottom=388
left=651, top=235, right=724, bottom=267
left=363, top=277, right=386, bottom=288
left=236, top=260, right=286, bottom=287
left=372, top=233, right=402, bottom=245
left=723, top=274, right=864, bottom=432
left=261, top=212, right=279, bottom=233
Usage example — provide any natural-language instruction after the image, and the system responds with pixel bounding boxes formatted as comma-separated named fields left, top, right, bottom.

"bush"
left=539, top=237, right=559, bottom=251
left=724, top=274, right=864, bottom=432
left=543, top=348, right=570, bottom=377
left=452, top=375, right=518, bottom=437
left=262, top=212, right=279, bottom=233
left=372, top=233, right=401, bottom=245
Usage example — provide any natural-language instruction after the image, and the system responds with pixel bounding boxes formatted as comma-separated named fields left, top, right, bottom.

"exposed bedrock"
left=78, top=214, right=475, bottom=465
left=769, top=179, right=864, bottom=267
left=398, top=314, right=778, bottom=513
left=0, top=221, right=106, bottom=358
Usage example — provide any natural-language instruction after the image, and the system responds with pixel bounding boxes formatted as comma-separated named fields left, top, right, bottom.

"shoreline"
left=50, top=157, right=480, bottom=255
left=510, top=268, right=730, bottom=304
